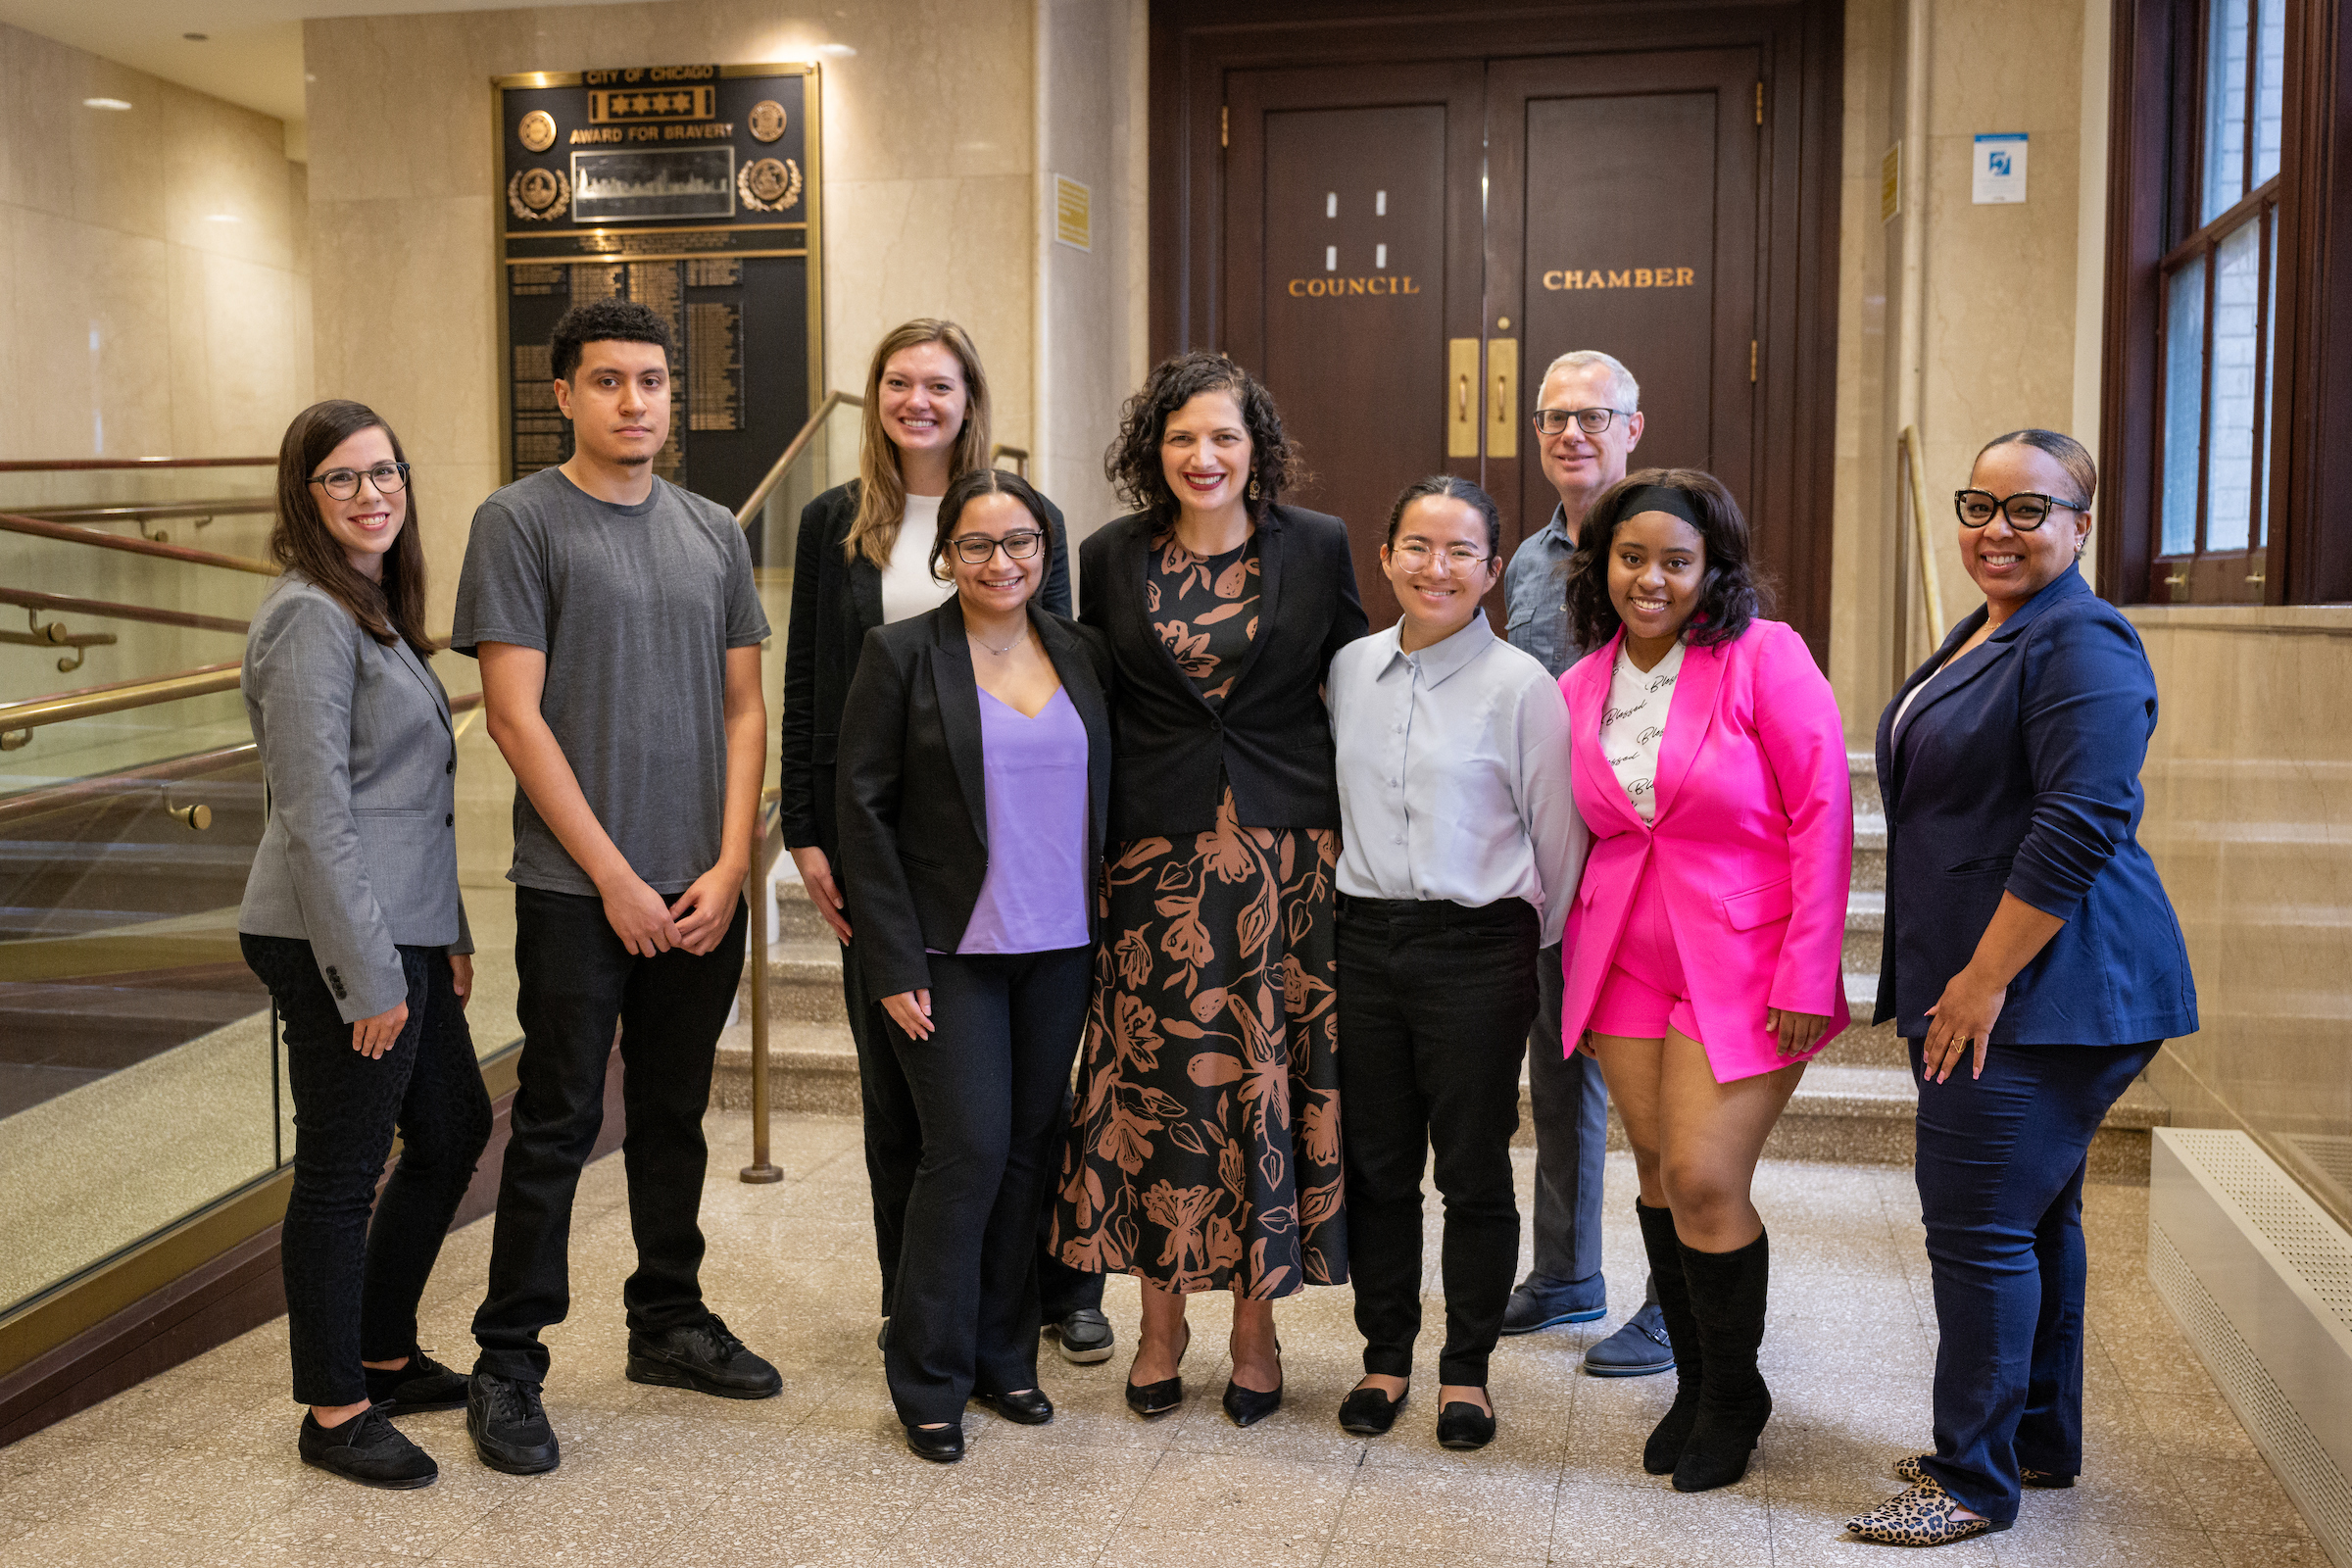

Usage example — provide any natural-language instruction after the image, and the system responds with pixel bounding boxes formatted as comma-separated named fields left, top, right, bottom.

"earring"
left=1247, top=476, right=1261, bottom=502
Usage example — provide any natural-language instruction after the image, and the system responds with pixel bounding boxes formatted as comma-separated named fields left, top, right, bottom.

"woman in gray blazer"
left=237, top=400, right=492, bottom=1491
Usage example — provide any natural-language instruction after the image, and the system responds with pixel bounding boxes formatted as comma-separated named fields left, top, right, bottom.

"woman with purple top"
left=834, top=467, right=1115, bottom=1462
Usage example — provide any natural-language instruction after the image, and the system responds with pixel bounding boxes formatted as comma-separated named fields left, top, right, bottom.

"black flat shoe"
left=905, top=1422, right=965, bottom=1462
left=365, top=1349, right=469, bottom=1416
left=299, top=1406, right=438, bottom=1490
left=972, top=1388, right=1054, bottom=1425
left=1125, top=1323, right=1190, bottom=1417
left=1337, top=1384, right=1407, bottom=1436
left=1437, top=1398, right=1496, bottom=1451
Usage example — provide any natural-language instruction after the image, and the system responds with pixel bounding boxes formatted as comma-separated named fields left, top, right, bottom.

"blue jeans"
left=1912, top=1037, right=2161, bottom=1522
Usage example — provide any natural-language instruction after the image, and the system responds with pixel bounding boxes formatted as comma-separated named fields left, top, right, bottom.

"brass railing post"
left=740, top=793, right=784, bottom=1183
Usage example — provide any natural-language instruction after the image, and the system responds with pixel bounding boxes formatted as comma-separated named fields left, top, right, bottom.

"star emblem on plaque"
left=508, top=166, right=571, bottom=220
left=737, top=156, right=802, bottom=213
left=748, top=99, right=788, bottom=142
left=516, top=110, right=558, bottom=153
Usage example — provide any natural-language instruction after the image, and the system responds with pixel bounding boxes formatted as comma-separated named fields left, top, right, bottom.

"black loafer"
left=1437, top=1398, right=1496, bottom=1450
left=973, top=1388, right=1054, bottom=1425
left=1051, top=1307, right=1115, bottom=1364
left=299, top=1406, right=438, bottom=1490
left=1337, top=1385, right=1406, bottom=1436
left=365, top=1349, right=469, bottom=1415
left=906, top=1422, right=965, bottom=1462
left=466, top=1373, right=560, bottom=1475
left=626, top=1312, right=782, bottom=1399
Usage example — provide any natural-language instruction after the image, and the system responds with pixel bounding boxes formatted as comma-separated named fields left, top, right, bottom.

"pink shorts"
left=1586, top=864, right=1704, bottom=1045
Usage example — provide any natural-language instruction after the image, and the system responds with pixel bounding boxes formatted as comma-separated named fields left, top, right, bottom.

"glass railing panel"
left=0, top=460, right=276, bottom=565
left=743, top=392, right=860, bottom=766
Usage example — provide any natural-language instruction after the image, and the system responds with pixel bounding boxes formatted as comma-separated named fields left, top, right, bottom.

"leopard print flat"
left=1845, top=1478, right=2011, bottom=1545
left=1892, top=1454, right=2074, bottom=1489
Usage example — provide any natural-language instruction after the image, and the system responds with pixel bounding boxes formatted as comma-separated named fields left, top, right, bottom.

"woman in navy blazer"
left=1844, top=430, right=2196, bottom=1548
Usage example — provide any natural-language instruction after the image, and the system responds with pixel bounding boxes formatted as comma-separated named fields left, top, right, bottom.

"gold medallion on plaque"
left=737, top=156, right=802, bottom=213
left=748, top=99, right=788, bottom=143
left=508, top=166, right=571, bottom=220
left=517, top=110, right=559, bottom=153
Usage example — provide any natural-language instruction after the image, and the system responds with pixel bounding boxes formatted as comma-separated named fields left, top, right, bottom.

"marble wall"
left=302, top=0, right=1046, bottom=637
left=0, top=22, right=312, bottom=465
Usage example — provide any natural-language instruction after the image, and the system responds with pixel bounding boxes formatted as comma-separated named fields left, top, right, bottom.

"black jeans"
left=880, top=946, right=1091, bottom=1426
left=243, top=934, right=491, bottom=1408
left=846, top=936, right=1102, bottom=1322
left=1337, top=896, right=1539, bottom=1386
left=470, top=885, right=747, bottom=1385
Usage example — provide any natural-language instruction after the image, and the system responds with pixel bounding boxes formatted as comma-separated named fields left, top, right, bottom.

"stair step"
left=710, top=1018, right=859, bottom=1113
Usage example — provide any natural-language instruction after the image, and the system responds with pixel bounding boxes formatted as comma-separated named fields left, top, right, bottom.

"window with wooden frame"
left=2103, top=0, right=2352, bottom=606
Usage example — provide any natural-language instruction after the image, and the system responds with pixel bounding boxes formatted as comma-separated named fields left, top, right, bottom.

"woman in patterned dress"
left=1053, top=352, right=1367, bottom=1424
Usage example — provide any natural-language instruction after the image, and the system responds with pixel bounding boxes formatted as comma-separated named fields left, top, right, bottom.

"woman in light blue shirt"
left=1325, top=475, right=1588, bottom=1449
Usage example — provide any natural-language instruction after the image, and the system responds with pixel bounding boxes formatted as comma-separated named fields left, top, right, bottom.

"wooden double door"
left=1165, top=4, right=1840, bottom=654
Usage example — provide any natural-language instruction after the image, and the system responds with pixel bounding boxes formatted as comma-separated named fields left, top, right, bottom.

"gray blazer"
left=237, top=571, right=471, bottom=1022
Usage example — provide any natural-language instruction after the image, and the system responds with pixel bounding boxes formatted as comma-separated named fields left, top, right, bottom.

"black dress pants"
left=880, top=946, right=1091, bottom=1426
left=470, top=885, right=747, bottom=1385
left=1338, top=896, right=1540, bottom=1386
left=243, top=934, right=491, bottom=1408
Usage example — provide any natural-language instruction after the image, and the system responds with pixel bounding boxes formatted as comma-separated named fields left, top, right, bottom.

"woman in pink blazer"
left=1556, top=468, right=1851, bottom=1495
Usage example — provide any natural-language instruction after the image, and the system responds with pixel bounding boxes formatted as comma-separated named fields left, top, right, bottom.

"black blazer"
left=779, top=478, right=1072, bottom=858
left=1872, top=566, right=2198, bottom=1046
left=1079, top=505, right=1366, bottom=839
left=834, top=597, right=1113, bottom=1000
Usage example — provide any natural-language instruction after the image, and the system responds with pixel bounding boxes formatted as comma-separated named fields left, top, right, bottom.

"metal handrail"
left=0, top=457, right=272, bottom=472
left=0, top=662, right=243, bottom=750
left=0, top=588, right=249, bottom=636
left=739, top=784, right=786, bottom=1184
left=734, top=391, right=862, bottom=528
left=990, top=444, right=1030, bottom=477
left=12, top=500, right=273, bottom=526
left=0, top=511, right=278, bottom=576
left=1897, top=426, right=1948, bottom=646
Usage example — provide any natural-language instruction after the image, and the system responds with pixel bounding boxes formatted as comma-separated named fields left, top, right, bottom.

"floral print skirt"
left=1052, top=788, right=1348, bottom=1297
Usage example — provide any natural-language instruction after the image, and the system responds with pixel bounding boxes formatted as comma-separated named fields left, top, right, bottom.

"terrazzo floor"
left=0, top=1110, right=2322, bottom=1567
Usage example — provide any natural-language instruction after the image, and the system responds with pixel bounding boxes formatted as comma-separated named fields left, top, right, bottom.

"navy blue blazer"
left=1873, top=567, right=2197, bottom=1046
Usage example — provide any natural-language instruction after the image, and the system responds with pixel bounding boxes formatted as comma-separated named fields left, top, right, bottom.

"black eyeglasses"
left=950, top=530, right=1045, bottom=564
left=1532, top=407, right=1630, bottom=437
left=1953, top=489, right=2086, bottom=530
left=309, top=462, right=410, bottom=501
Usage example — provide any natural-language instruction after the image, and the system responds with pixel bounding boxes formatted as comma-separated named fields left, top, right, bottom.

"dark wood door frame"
left=1151, top=0, right=1846, bottom=662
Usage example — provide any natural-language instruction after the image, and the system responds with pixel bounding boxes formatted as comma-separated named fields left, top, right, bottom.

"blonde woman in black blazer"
left=1051, top=352, right=1367, bottom=1427
left=775, top=319, right=1095, bottom=1355
left=835, top=469, right=1112, bottom=1461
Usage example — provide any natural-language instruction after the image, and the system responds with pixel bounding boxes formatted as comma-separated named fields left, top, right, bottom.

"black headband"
left=1617, top=484, right=1704, bottom=530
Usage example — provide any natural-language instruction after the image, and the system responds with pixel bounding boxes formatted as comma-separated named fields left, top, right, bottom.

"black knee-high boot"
left=1672, top=1229, right=1772, bottom=1492
left=1636, top=1201, right=1704, bottom=1475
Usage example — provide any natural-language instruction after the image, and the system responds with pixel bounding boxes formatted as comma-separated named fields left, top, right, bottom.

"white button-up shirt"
left=1328, top=611, right=1589, bottom=948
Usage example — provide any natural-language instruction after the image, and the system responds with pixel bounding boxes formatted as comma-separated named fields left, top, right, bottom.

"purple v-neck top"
left=956, top=685, right=1091, bottom=955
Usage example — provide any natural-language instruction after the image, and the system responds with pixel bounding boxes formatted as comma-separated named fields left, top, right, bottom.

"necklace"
left=970, top=629, right=1023, bottom=656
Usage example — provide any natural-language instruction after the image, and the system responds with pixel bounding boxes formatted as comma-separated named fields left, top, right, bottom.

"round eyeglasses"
left=1953, top=489, right=2087, bottom=531
left=1389, top=542, right=1492, bottom=571
left=308, top=462, right=411, bottom=501
left=950, top=529, right=1045, bottom=564
left=1532, top=407, right=1630, bottom=437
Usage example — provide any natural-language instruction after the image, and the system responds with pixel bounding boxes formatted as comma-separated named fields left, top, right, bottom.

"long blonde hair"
left=844, top=318, right=993, bottom=568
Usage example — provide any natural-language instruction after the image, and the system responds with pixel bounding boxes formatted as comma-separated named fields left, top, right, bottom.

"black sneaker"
left=1048, top=1308, right=1115, bottom=1365
left=467, top=1372, right=561, bottom=1475
left=365, top=1349, right=470, bottom=1415
left=626, top=1312, right=782, bottom=1399
left=299, top=1406, right=438, bottom=1490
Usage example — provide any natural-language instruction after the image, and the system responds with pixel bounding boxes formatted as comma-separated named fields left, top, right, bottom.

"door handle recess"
left=1447, top=338, right=1480, bottom=458
left=1486, top=337, right=1519, bottom=460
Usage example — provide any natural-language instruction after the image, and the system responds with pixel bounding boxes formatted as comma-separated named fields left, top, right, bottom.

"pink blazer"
left=1560, top=620, right=1852, bottom=1082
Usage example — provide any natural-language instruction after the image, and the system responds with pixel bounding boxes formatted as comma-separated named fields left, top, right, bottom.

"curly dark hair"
left=1564, top=467, right=1773, bottom=650
left=1103, top=352, right=1307, bottom=531
left=551, top=298, right=673, bottom=382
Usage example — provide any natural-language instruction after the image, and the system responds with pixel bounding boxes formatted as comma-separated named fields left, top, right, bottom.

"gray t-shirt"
left=452, top=466, right=770, bottom=897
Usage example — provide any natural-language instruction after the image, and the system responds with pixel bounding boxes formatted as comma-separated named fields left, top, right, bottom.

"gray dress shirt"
left=1328, top=611, right=1589, bottom=948
left=1502, top=503, right=1583, bottom=679
left=238, top=572, right=471, bottom=1022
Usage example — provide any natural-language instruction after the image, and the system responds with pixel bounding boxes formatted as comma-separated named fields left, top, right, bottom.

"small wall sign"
left=1972, top=132, right=2029, bottom=205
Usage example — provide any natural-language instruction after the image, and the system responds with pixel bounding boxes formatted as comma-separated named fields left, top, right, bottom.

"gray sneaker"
left=1048, top=1307, right=1115, bottom=1364
left=1582, top=1301, right=1675, bottom=1377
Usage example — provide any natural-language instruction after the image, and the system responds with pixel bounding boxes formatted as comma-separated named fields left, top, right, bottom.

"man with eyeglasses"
left=1495, top=349, right=1673, bottom=1379
left=452, top=298, right=781, bottom=1475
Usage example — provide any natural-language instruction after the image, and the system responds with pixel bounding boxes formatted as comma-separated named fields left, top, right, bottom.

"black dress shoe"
left=1222, top=1374, right=1283, bottom=1428
left=972, top=1388, right=1054, bottom=1425
left=626, top=1312, right=782, bottom=1399
left=365, top=1349, right=469, bottom=1415
left=1437, top=1398, right=1496, bottom=1450
left=905, top=1422, right=965, bottom=1462
left=466, top=1373, right=560, bottom=1475
left=1337, top=1385, right=1407, bottom=1436
left=1050, top=1307, right=1115, bottom=1364
left=299, top=1406, right=438, bottom=1490
left=1125, top=1323, right=1190, bottom=1417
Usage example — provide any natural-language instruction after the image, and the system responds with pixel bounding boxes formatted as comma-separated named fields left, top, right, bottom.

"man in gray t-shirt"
left=453, top=299, right=780, bottom=1478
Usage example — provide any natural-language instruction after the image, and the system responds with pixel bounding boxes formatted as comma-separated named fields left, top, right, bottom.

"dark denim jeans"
left=243, top=934, right=491, bottom=1407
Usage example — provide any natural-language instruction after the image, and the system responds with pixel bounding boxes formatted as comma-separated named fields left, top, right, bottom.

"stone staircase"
left=711, top=751, right=2170, bottom=1180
